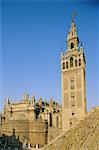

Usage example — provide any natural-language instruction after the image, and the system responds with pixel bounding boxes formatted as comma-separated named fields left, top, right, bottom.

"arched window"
left=63, top=62, right=65, bottom=70
left=79, top=59, right=81, bottom=66
left=71, top=43, right=74, bottom=49
left=70, top=57, right=73, bottom=68
left=70, top=79, right=74, bottom=90
left=75, top=59, right=77, bottom=67
left=49, top=113, right=52, bottom=127
left=66, top=62, right=68, bottom=69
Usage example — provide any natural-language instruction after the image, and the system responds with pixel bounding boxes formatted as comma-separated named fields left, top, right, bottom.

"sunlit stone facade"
left=42, top=107, right=99, bottom=150
left=0, top=16, right=89, bottom=149
left=0, top=94, right=62, bottom=148
left=61, top=16, right=86, bottom=131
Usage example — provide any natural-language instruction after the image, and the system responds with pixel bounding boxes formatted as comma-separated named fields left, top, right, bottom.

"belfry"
left=61, top=15, right=86, bottom=131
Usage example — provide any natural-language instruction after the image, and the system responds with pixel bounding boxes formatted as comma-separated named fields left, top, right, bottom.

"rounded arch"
left=79, top=59, right=81, bottom=66
left=70, top=57, right=73, bottom=68
left=71, top=43, right=74, bottom=49
left=75, top=59, right=77, bottom=67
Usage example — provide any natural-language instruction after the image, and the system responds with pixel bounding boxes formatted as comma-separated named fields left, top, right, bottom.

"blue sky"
left=0, top=0, right=99, bottom=111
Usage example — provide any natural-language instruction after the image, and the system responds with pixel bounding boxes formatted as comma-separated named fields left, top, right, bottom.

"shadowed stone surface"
left=42, top=107, right=99, bottom=150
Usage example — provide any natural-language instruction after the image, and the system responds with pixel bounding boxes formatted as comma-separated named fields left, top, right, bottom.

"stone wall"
left=48, top=127, right=62, bottom=143
left=1, top=119, right=48, bottom=148
left=42, top=107, right=99, bottom=150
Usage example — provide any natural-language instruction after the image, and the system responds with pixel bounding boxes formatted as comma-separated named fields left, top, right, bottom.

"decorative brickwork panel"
left=70, top=92, right=75, bottom=97
left=70, top=77, right=75, bottom=90
left=77, top=91, right=82, bottom=107
left=64, top=93, right=69, bottom=108
left=63, top=71, right=76, bottom=77
left=76, top=76, right=81, bottom=89
left=63, top=76, right=68, bottom=90
left=70, top=100, right=75, bottom=107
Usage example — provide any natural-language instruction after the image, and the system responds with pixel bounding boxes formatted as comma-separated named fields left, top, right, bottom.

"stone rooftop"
left=42, top=107, right=99, bottom=150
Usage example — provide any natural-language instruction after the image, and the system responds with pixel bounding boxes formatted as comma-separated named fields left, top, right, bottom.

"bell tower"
left=61, top=15, right=86, bottom=132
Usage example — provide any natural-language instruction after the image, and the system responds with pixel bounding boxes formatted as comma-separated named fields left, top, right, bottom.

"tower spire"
left=72, top=12, right=76, bottom=22
left=61, top=15, right=86, bottom=132
left=66, top=13, right=79, bottom=50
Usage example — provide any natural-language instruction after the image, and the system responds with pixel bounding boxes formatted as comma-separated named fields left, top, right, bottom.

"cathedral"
left=0, top=94, right=62, bottom=148
left=0, top=16, right=88, bottom=149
